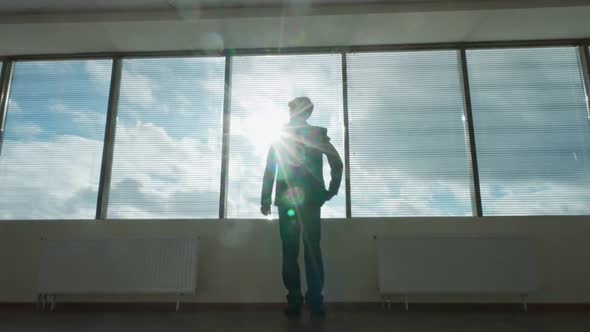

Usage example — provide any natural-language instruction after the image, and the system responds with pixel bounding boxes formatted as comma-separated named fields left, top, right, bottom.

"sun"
left=234, top=106, right=289, bottom=155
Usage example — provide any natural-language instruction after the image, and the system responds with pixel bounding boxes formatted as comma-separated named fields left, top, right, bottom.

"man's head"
left=288, top=97, right=314, bottom=122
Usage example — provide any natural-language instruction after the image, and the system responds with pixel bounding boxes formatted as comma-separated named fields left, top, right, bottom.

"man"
left=260, top=97, right=343, bottom=318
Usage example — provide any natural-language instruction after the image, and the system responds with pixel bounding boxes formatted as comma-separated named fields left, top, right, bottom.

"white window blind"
left=227, top=54, right=346, bottom=219
left=467, top=47, right=590, bottom=216
left=107, top=57, right=225, bottom=219
left=0, top=60, right=112, bottom=220
left=347, top=51, right=474, bottom=217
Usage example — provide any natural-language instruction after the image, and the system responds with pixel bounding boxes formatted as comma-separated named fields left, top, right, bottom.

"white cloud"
left=84, top=60, right=113, bottom=92
left=0, top=119, right=224, bottom=220
left=350, top=162, right=474, bottom=217
left=50, top=103, right=106, bottom=128
left=7, top=100, right=22, bottom=114
left=0, top=135, right=104, bottom=219
left=107, top=122, right=222, bottom=218
left=10, top=123, right=43, bottom=137
left=119, top=69, right=156, bottom=109
left=481, top=181, right=590, bottom=216
left=1, top=119, right=587, bottom=220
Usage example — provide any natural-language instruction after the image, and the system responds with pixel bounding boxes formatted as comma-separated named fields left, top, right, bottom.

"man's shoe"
left=284, top=304, right=302, bottom=317
left=309, top=305, right=326, bottom=319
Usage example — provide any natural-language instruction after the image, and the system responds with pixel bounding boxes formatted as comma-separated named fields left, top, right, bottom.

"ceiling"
left=2, top=0, right=379, bottom=14
left=0, top=0, right=586, bottom=15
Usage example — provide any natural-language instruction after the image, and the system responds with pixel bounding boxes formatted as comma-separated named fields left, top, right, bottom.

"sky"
left=108, top=57, right=225, bottom=219
left=227, top=54, right=346, bottom=219
left=347, top=50, right=473, bottom=217
left=0, top=47, right=589, bottom=220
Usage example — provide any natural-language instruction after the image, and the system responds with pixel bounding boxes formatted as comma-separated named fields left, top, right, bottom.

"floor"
left=1, top=311, right=589, bottom=332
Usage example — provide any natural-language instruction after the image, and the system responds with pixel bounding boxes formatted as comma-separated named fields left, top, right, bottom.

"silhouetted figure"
left=261, top=97, right=343, bottom=318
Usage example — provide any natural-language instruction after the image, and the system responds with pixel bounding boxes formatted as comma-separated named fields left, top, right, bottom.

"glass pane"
left=467, top=47, right=590, bottom=216
left=347, top=51, right=474, bottom=217
left=0, top=60, right=112, bottom=219
left=227, top=54, right=345, bottom=219
left=108, top=57, right=225, bottom=219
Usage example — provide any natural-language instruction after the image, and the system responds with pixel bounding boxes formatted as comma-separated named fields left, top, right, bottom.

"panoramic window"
left=467, top=47, right=590, bottom=216
left=347, top=51, right=474, bottom=217
left=107, top=57, right=225, bottom=219
left=227, top=54, right=346, bottom=219
left=0, top=60, right=112, bottom=219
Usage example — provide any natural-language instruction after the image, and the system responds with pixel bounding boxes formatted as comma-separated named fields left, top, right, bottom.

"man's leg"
left=301, top=204, right=324, bottom=311
left=278, top=206, right=303, bottom=309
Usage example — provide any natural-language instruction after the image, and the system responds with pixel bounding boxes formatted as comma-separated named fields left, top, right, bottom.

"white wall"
left=0, top=4, right=589, bottom=304
left=0, top=5, right=590, bottom=55
left=1, top=217, right=589, bottom=303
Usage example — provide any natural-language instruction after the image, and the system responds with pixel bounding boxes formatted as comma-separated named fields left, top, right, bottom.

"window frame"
left=345, top=49, right=478, bottom=217
left=0, top=39, right=588, bottom=220
left=100, top=55, right=228, bottom=220
left=224, top=52, right=347, bottom=219
left=0, top=57, right=114, bottom=220
left=464, top=45, right=590, bottom=216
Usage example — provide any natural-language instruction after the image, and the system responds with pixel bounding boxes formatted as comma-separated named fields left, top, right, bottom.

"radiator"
left=37, top=237, right=198, bottom=295
left=377, top=235, right=537, bottom=299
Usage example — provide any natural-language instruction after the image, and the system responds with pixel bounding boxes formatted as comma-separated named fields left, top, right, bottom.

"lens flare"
left=284, top=187, right=305, bottom=206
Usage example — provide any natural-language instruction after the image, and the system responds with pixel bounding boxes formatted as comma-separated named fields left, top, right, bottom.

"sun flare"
left=234, top=106, right=289, bottom=154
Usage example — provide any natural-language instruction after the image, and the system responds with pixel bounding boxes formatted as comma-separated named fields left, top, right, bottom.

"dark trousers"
left=278, top=204, right=324, bottom=307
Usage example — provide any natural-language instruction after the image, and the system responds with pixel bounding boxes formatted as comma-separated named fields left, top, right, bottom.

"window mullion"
left=459, top=49, right=483, bottom=218
left=219, top=55, right=233, bottom=219
left=0, top=60, right=14, bottom=159
left=578, top=45, right=590, bottom=122
left=95, top=58, right=122, bottom=220
left=341, top=52, right=352, bottom=219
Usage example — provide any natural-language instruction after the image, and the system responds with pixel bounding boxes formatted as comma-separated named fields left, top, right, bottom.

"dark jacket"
left=261, top=122, right=343, bottom=207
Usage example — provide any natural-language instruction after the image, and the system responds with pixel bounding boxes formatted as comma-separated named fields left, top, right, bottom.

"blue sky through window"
left=347, top=51, right=474, bottom=217
left=227, top=54, right=346, bottom=219
left=0, top=48, right=589, bottom=220
left=0, top=60, right=111, bottom=219
left=107, top=57, right=225, bottom=219
left=468, top=47, right=590, bottom=216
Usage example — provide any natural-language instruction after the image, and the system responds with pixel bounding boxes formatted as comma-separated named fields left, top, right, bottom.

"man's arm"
left=261, top=145, right=277, bottom=215
left=323, top=136, right=343, bottom=200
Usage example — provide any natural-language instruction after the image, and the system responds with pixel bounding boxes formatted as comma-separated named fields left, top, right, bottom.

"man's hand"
left=260, top=205, right=272, bottom=216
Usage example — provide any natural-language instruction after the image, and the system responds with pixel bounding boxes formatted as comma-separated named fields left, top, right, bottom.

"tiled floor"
left=0, top=311, right=589, bottom=331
